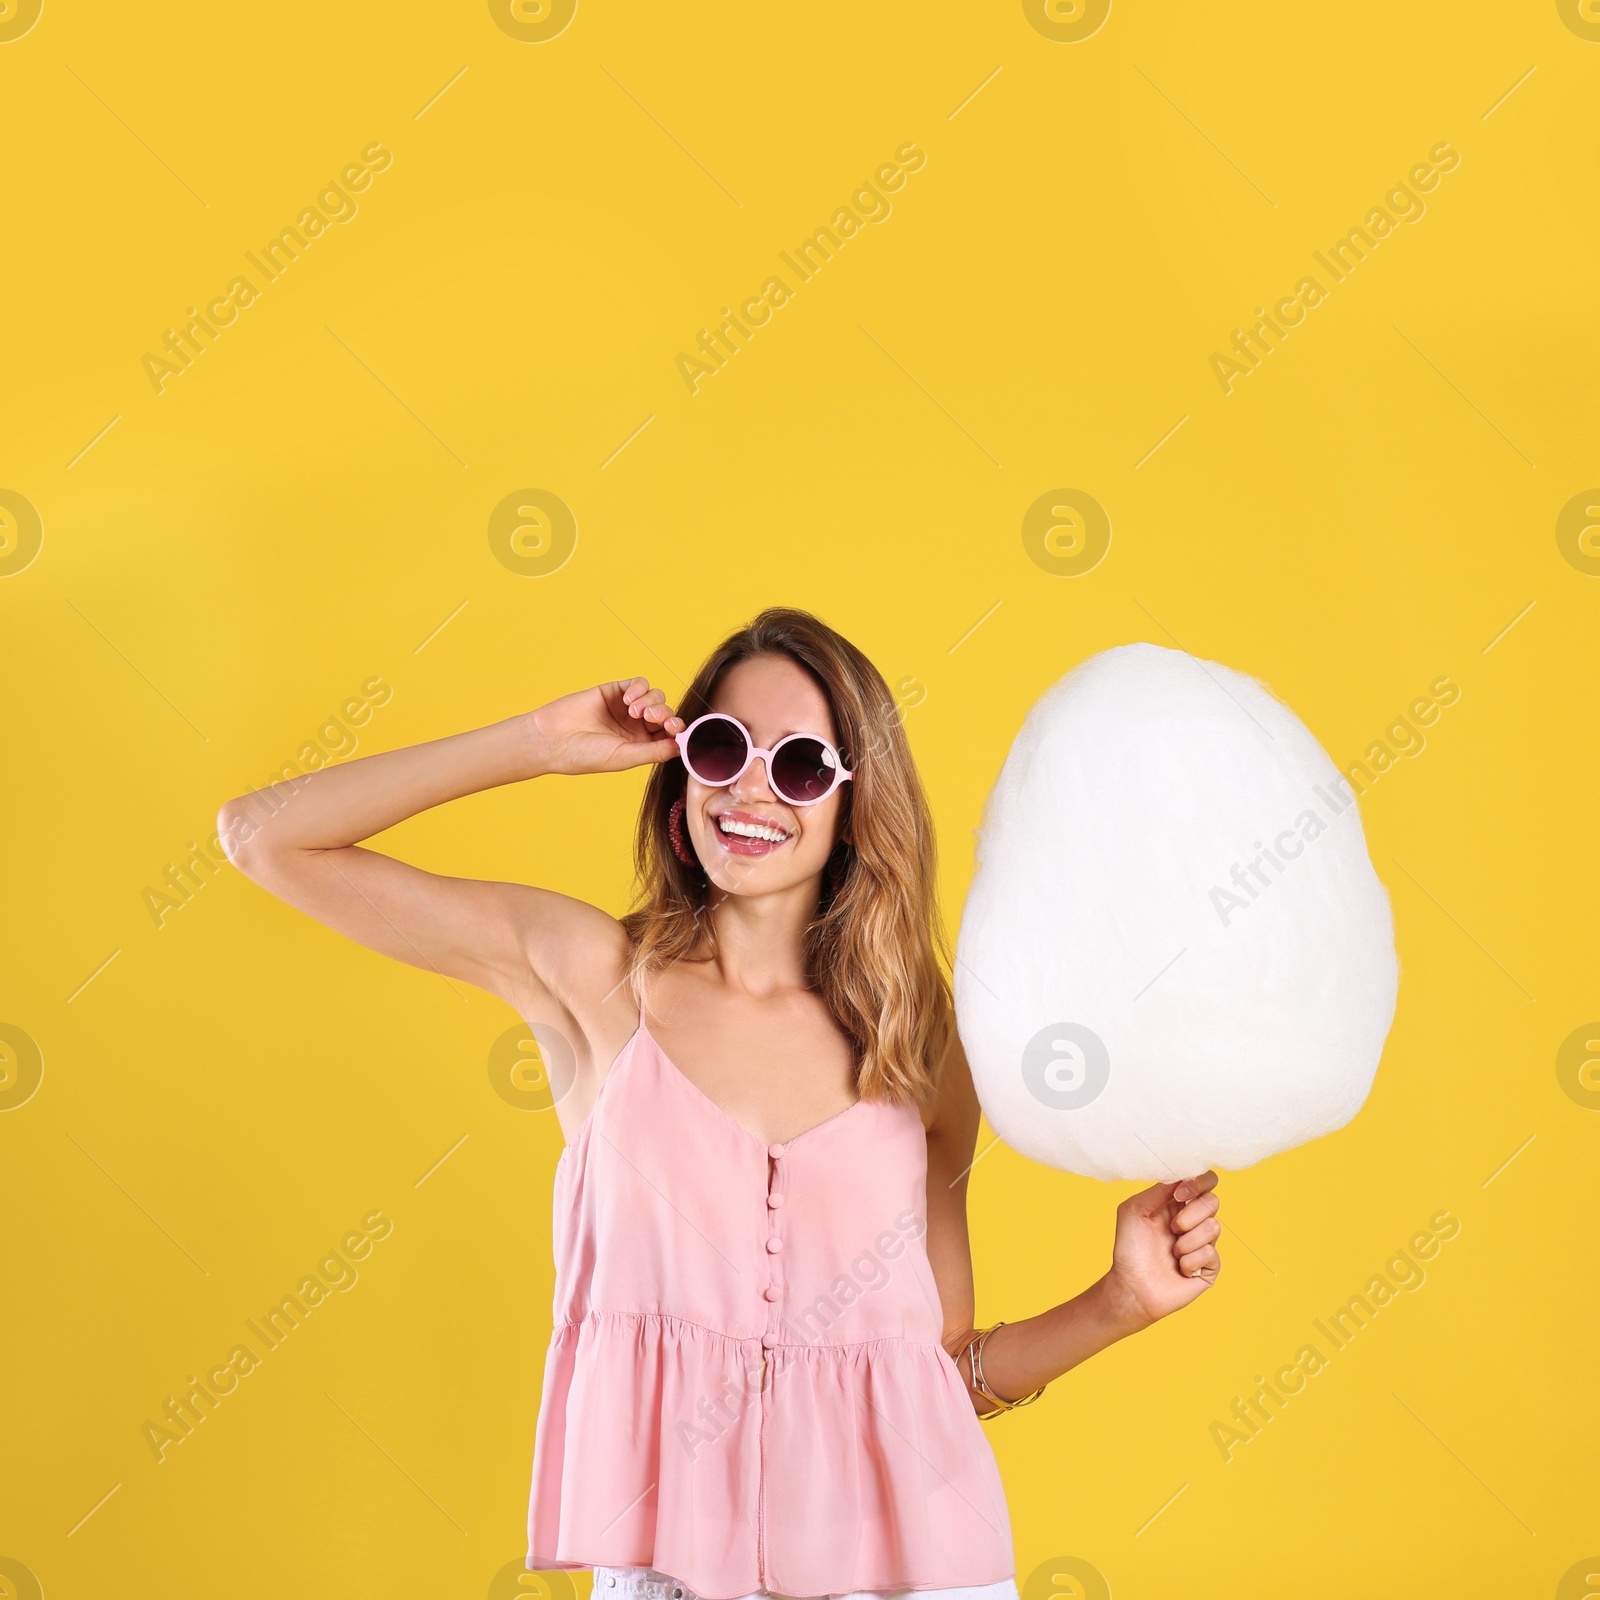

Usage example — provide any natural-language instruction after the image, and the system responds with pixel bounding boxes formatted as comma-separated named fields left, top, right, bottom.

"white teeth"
left=717, top=815, right=789, bottom=844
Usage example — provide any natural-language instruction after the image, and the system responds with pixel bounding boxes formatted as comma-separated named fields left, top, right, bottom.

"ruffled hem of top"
left=526, top=1309, right=1014, bottom=1600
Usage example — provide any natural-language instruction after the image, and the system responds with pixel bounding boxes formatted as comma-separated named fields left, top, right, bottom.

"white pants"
left=591, top=1565, right=1021, bottom=1600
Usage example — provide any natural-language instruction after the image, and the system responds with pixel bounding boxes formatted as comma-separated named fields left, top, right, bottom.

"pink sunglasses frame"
left=673, top=712, right=854, bottom=807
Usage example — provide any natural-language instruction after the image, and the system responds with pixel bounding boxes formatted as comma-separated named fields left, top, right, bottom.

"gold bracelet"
left=954, top=1321, right=1047, bottom=1420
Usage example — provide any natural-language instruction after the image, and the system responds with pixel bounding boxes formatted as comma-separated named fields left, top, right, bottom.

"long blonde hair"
left=620, top=607, right=953, bottom=1106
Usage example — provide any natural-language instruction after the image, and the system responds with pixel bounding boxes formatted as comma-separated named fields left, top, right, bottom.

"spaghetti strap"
left=636, top=968, right=647, bottom=1033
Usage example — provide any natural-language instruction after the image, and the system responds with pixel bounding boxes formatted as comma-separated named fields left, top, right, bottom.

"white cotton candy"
left=954, top=642, right=1399, bottom=1182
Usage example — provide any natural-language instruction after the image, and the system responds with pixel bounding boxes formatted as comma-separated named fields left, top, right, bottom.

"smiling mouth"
left=712, top=810, right=792, bottom=854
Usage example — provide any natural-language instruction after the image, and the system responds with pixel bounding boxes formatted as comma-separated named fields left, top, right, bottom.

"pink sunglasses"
left=674, top=712, right=854, bottom=807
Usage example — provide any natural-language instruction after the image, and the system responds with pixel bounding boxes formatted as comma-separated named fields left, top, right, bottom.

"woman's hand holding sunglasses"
left=526, top=678, right=684, bottom=777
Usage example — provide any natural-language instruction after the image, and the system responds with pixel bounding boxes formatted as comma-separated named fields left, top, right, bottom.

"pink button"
left=767, top=1143, right=786, bottom=1160
left=763, top=1285, right=781, bottom=1302
left=767, top=1192, right=785, bottom=1208
left=761, top=1331, right=777, bottom=1348
left=766, top=1237, right=783, bottom=1253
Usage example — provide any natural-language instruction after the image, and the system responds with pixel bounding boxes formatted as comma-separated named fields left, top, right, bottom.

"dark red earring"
left=667, top=797, right=698, bottom=866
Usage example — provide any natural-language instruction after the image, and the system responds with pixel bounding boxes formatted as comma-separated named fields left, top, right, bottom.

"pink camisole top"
left=524, top=983, right=1015, bottom=1600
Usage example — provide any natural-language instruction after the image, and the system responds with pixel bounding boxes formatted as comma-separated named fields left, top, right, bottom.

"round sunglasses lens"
left=772, top=738, right=838, bottom=804
left=685, top=718, right=748, bottom=783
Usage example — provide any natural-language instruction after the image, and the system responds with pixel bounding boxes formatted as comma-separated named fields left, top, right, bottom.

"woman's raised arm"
left=217, top=678, right=683, bottom=1026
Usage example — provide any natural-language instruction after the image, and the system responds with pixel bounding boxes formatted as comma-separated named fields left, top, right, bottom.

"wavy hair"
left=619, top=607, right=953, bottom=1106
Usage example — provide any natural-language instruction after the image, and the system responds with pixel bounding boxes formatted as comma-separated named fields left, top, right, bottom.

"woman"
left=219, top=606, right=1221, bottom=1600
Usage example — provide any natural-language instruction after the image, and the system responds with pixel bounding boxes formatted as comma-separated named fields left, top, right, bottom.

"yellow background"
left=3, top=0, right=1596, bottom=1595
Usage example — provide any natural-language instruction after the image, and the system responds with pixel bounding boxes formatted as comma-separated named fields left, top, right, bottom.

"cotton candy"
left=954, top=643, right=1399, bottom=1182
